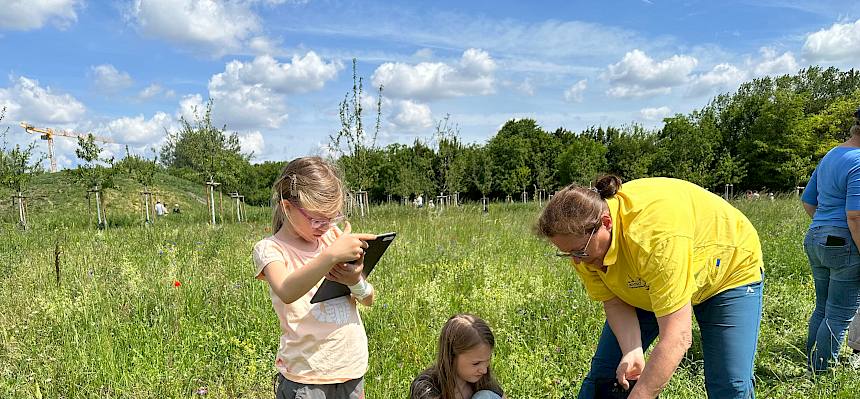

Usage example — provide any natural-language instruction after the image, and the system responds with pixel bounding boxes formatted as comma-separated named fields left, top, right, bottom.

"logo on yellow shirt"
left=626, top=276, right=650, bottom=290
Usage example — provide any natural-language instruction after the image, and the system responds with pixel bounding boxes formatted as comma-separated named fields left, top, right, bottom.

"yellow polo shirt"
left=572, top=178, right=763, bottom=317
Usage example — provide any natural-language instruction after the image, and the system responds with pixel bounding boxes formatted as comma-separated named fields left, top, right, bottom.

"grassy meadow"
left=1, top=186, right=860, bottom=398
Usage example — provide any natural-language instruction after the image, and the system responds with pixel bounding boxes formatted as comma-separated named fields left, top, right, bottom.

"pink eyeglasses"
left=290, top=201, right=345, bottom=230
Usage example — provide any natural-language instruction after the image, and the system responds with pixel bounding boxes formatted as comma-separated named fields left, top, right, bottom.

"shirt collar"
left=602, top=196, right=621, bottom=267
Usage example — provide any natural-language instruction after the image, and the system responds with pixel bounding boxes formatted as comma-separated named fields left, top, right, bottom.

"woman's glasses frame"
left=556, top=226, right=597, bottom=258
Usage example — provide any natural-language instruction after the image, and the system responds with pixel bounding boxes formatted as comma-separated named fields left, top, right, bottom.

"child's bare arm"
left=263, top=253, right=337, bottom=304
left=264, top=222, right=375, bottom=304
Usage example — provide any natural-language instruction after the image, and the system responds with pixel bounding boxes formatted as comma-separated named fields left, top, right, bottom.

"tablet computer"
left=310, top=232, right=396, bottom=304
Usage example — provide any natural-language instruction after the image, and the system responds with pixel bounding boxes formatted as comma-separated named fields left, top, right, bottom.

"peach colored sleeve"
left=252, top=239, right=286, bottom=279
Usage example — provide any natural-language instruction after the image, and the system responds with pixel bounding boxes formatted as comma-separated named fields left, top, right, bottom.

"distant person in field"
left=172, top=203, right=181, bottom=214
left=155, top=201, right=167, bottom=216
left=410, top=314, right=505, bottom=399
left=535, top=175, right=764, bottom=399
left=800, top=108, right=860, bottom=372
left=252, top=156, right=377, bottom=399
left=416, top=194, right=424, bottom=208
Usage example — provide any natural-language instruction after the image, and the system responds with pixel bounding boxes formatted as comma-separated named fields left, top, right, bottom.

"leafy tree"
left=605, top=124, right=658, bottom=181
left=486, top=119, right=532, bottom=196
left=241, top=160, right=287, bottom=205
left=0, top=108, right=43, bottom=228
left=116, top=146, right=159, bottom=189
left=463, top=144, right=494, bottom=199
left=75, top=133, right=116, bottom=191
left=160, top=99, right=250, bottom=192
left=432, top=115, right=466, bottom=197
left=652, top=110, right=723, bottom=188
left=329, top=59, right=383, bottom=193
left=556, top=136, right=608, bottom=186
left=0, top=108, right=43, bottom=194
left=735, top=81, right=807, bottom=190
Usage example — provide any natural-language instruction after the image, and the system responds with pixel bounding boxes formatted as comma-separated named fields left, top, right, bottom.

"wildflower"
left=173, top=280, right=181, bottom=287
left=195, top=387, right=208, bottom=396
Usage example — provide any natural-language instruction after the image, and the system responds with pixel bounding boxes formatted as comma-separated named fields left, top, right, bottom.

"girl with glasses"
left=252, top=156, right=378, bottom=399
left=535, top=175, right=764, bottom=399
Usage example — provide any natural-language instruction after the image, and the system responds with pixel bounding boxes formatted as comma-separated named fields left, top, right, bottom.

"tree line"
left=3, top=65, right=860, bottom=214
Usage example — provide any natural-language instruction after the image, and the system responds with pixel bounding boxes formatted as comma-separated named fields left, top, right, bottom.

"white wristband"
left=348, top=278, right=373, bottom=300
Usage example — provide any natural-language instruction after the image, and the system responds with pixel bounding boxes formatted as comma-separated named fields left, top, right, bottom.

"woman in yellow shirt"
left=535, top=175, right=763, bottom=399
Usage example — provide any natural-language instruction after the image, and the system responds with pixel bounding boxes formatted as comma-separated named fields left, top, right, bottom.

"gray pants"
left=275, top=373, right=364, bottom=399
left=849, top=307, right=860, bottom=351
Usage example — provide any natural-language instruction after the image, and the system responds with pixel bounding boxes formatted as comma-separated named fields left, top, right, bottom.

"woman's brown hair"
left=534, top=175, right=622, bottom=238
left=270, top=156, right=344, bottom=233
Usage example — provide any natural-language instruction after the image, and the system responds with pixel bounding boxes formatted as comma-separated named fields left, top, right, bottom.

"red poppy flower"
left=173, top=280, right=181, bottom=287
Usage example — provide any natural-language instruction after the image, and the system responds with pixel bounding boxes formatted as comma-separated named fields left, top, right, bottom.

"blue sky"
left=1, top=0, right=859, bottom=169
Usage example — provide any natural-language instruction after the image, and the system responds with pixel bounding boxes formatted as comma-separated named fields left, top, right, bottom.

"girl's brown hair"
left=534, top=174, right=622, bottom=238
left=270, top=157, right=344, bottom=233
left=433, top=314, right=503, bottom=399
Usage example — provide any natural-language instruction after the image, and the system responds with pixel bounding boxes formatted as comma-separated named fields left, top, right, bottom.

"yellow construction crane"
left=20, top=122, right=114, bottom=173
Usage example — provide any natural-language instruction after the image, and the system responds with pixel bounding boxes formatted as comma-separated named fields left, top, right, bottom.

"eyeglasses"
left=278, top=190, right=345, bottom=230
left=290, top=201, right=345, bottom=230
left=556, top=227, right=597, bottom=258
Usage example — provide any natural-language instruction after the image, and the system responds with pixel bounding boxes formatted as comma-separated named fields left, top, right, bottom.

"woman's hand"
left=323, top=221, right=376, bottom=265
left=617, top=347, right=645, bottom=389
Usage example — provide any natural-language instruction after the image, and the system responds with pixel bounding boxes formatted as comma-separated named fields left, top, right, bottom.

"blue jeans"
left=577, top=280, right=763, bottom=399
left=472, top=390, right=502, bottom=399
left=804, top=226, right=860, bottom=371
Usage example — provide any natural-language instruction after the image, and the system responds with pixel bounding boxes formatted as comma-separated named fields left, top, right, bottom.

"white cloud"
left=238, top=130, right=265, bottom=156
left=687, top=63, right=747, bottom=96
left=247, top=35, right=282, bottom=55
left=0, top=0, right=81, bottom=31
left=195, top=52, right=340, bottom=130
left=640, top=106, right=671, bottom=121
left=90, top=64, right=134, bottom=93
left=371, top=48, right=497, bottom=100
left=390, top=100, right=433, bottom=131
left=697, top=63, right=746, bottom=87
left=752, top=47, right=799, bottom=77
left=137, top=83, right=175, bottom=100
left=127, top=0, right=262, bottom=56
left=413, top=48, right=434, bottom=59
left=604, top=50, right=698, bottom=98
left=802, top=18, right=860, bottom=64
left=564, top=79, right=587, bottom=102
left=218, top=53, right=342, bottom=94
left=105, top=112, right=174, bottom=146
left=177, top=91, right=281, bottom=131
left=177, top=93, right=205, bottom=122
left=517, top=78, right=535, bottom=96
left=0, top=76, right=86, bottom=124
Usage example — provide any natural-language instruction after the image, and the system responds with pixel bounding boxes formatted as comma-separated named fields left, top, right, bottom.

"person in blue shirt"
left=801, top=107, right=860, bottom=372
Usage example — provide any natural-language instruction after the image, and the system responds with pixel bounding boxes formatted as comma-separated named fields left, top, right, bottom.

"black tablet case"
left=310, top=232, right=396, bottom=303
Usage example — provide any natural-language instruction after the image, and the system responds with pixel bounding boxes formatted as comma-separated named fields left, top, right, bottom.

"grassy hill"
left=0, top=170, right=265, bottom=229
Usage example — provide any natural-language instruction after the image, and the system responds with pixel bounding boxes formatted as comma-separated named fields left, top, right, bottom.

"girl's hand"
left=616, top=347, right=645, bottom=389
left=326, top=261, right=364, bottom=286
left=323, top=221, right=376, bottom=265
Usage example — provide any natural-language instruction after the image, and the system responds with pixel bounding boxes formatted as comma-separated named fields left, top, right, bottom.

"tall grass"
left=1, top=199, right=858, bottom=398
